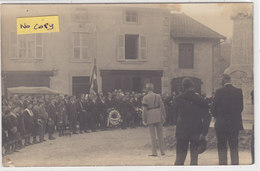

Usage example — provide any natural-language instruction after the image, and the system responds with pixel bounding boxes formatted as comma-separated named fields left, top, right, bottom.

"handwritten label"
left=17, top=16, right=59, bottom=35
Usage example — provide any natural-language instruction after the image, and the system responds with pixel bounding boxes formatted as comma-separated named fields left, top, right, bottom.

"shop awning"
left=7, top=86, right=60, bottom=97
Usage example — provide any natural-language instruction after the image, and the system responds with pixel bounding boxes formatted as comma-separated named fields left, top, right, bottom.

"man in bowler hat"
left=142, top=83, right=166, bottom=157
left=212, top=74, right=244, bottom=165
left=174, top=78, right=211, bottom=165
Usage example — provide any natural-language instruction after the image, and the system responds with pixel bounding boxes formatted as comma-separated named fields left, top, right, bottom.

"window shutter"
left=10, top=32, right=17, bottom=58
left=117, top=35, right=125, bottom=60
left=139, top=35, right=147, bottom=60
left=36, top=34, right=43, bottom=58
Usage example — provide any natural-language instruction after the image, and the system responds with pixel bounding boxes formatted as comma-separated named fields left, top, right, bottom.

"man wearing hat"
left=212, top=74, right=244, bottom=165
left=142, top=83, right=166, bottom=157
left=174, top=78, right=211, bottom=165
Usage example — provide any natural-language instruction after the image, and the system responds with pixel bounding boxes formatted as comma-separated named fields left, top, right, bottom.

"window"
left=117, top=34, right=147, bottom=61
left=73, top=32, right=90, bottom=60
left=9, top=32, right=43, bottom=59
left=125, top=10, right=138, bottom=24
left=125, top=34, right=138, bottom=59
left=178, top=43, right=194, bottom=68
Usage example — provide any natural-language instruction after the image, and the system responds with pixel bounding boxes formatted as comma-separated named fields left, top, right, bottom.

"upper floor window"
left=125, top=10, right=138, bottom=24
left=117, top=34, right=147, bottom=61
left=9, top=32, right=43, bottom=59
left=125, top=34, right=138, bottom=59
left=73, top=32, right=91, bottom=61
left=178, top=43, right=194, bottom=69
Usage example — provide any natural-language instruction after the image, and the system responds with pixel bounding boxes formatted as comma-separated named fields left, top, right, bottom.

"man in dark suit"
left=174, top=78, right=211, bottom=165
left=212, top=74, right=244, bottom=165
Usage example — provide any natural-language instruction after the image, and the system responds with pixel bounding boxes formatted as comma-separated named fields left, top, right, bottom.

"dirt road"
left=2, top=126, right=252, bottom=167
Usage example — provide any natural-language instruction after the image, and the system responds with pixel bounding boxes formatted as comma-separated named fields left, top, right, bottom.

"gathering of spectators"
left=2, top=88, right=213, bottom=156
left=2, top=89, right=146, bottom=156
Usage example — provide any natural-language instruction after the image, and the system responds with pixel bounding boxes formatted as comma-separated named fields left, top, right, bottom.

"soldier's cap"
left=222, top=73, right=231, bottom=80
left=182, top=78, right=194, bottom=89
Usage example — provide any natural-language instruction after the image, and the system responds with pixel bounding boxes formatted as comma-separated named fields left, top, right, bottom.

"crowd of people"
left=2, top=87, right=213, bottom=156
left=2, top=74, right=254, bottom=166
left=1, top=89, right=157, bottom=155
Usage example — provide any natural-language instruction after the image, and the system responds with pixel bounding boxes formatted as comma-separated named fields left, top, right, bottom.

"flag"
left=89, top=58, right=98, bottom=94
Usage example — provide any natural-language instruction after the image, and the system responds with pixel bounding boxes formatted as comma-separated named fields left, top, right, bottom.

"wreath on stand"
left=107, top=108, right=122, bottom=127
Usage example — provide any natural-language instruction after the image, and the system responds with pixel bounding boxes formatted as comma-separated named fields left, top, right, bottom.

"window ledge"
left=124, top=22, right=138, bottom=25
left=70, top=59, right=92, bottom=63
left=117, top=59, right=147, bottom=64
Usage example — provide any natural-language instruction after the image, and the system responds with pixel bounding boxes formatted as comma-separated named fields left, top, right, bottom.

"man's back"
left=212, top=84, right=243, bottom=131
left=142, top=92, right=165, bottom=125
left=175, top=90, right=209, bottom=140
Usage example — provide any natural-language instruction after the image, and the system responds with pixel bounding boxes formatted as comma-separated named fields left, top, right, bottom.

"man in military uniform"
left=174, top=78, right=211, bottom=165
left=212, top=74, right=244, bottom=165
left=142, top=83, right=166, bottom=157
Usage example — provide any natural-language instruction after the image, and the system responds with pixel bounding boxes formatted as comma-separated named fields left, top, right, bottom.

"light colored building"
left=1, top=4, right=225, bottom=97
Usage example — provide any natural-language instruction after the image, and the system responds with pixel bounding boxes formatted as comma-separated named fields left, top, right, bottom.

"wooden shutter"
left=10, top=32, right=17, bottom=58
left=139, top=35, right=147, bottom=60
left=117, top=35, right=125, bottom=60
left=36, top=34, right=43, bottom=58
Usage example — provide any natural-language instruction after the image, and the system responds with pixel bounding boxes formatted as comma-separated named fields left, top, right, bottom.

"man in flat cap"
left=212, top=73, right=244, bottom=165
left=174, top=78, right=211, bottom=165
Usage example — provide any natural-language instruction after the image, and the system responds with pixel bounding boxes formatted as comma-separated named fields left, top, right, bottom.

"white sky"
left=178, top=3, right=253, bottom=39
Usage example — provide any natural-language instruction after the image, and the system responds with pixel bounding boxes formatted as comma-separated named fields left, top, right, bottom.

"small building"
left=1, top=4, right=225, bottom=97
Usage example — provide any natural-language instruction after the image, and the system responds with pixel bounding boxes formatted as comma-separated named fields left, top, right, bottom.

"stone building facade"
left=2, top=4, right=225, bottom=97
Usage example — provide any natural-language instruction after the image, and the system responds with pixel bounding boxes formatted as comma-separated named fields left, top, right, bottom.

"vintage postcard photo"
left=1, top=2, right=254, bottom=167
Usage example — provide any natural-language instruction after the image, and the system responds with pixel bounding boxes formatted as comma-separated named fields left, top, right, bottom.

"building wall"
left=2, top=5, right=170, bottom=95
left=2, top=5, right=217, bottom=96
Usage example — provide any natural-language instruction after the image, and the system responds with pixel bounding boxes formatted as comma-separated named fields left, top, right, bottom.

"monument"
left=224, top=11, right=253, bottom=118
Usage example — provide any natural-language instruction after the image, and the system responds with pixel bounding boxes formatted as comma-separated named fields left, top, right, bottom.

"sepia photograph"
left=0, top=2, right=255, bottom=167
